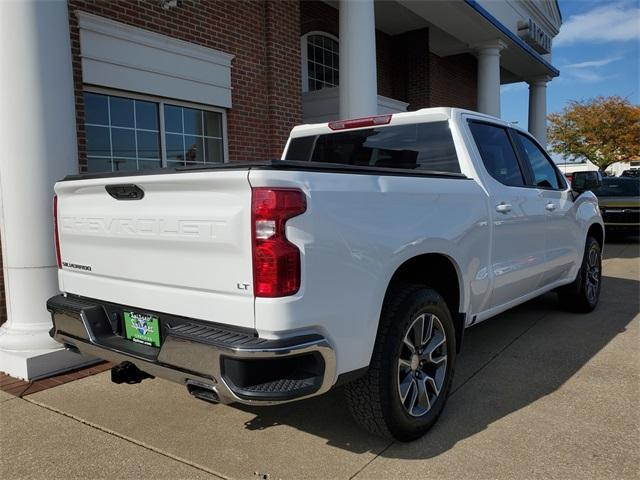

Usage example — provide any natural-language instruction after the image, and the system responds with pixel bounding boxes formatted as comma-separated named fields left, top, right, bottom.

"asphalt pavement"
left=1, top=236, right=638, bottom=480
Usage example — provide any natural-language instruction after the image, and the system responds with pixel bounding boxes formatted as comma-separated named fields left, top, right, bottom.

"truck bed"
left=61, top=160, right=468, bottom=182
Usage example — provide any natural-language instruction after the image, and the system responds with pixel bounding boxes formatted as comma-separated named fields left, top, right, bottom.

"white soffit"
left=77, top=11, right=234, bottom=108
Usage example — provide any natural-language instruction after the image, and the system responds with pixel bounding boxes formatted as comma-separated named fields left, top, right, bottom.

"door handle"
left=545, top=202, right=557, bottom=211
left=495, top=203, right=512, bottom=214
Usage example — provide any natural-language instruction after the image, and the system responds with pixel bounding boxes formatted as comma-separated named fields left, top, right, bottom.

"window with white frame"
left=83, top=91, right=226, bottom=172
left=302, top=32, right=339, bottom=92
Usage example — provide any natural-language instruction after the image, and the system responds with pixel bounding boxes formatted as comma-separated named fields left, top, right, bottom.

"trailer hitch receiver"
left=111, top=361, right=154, bottom=384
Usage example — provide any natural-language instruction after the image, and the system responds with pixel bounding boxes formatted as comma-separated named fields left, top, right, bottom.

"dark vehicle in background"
left=592, top=177, right=640, bottom=233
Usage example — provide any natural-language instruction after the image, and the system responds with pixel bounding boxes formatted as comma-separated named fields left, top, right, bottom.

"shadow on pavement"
left=603, top=232, right=639, bottom=259
left=236, top=271, right=639, bottom=459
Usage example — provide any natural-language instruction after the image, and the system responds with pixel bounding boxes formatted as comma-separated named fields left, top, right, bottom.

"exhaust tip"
left=186, top=380, right=220, bottom=404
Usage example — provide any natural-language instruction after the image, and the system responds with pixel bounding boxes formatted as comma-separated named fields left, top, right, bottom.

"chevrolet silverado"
left=47, top=108, right=604, bottom=440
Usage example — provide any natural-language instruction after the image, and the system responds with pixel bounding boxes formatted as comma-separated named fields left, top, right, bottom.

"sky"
left=501, top=0, right=640, bottom=134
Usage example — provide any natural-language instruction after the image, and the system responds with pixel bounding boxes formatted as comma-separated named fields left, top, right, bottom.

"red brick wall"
left=390, top=28, right=430, bottom=110
left=68, top=0, right=302, bottom=168
left=265, top=0, right=303, bottom=158
left=300, top=0, right=338, bottom=37
left=429, top=53, right=478, bottom=110
left=376, top=31, right=394, bottom=99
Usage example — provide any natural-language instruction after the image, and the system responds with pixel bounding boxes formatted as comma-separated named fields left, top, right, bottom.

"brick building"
left=0, top=0, right=562, bottom=379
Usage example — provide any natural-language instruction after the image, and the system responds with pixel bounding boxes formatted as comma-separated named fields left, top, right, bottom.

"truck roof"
left=289, top=107, right=516, bottom=138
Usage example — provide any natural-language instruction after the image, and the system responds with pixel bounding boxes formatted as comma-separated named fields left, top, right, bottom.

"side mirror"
left=572, top=171, right=602, bottom=195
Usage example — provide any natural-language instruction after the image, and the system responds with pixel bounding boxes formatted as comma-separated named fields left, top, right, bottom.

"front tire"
left=345, top=284, right=456, bottom=441
left=558, top=235, right=602, bottom=313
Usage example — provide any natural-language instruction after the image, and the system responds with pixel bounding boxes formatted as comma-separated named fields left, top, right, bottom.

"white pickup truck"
left=48, top=108, right=604, bottom=441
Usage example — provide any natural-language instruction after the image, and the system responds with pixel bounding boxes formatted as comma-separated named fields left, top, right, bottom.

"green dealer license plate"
left=123, top=311, right=161, bottom=348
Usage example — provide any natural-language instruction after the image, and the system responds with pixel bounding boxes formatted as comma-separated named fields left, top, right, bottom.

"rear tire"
left=558, top=235, right=602, bottom=313
left=345, top=284, right=456, bottom=441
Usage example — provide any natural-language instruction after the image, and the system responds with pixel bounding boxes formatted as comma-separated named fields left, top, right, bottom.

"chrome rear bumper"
left=47, top=294, right=336, bottom=405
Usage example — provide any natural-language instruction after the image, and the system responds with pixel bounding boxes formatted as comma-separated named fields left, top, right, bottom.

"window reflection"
left=84, top=92, right=161, bottom=173
left=162, top=104, right=223, bottom=166
left=83, top=92, right=224, bottom=173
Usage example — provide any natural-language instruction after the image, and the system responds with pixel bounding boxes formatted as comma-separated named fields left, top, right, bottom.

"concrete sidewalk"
left=2, top=238, right=638, bottom=480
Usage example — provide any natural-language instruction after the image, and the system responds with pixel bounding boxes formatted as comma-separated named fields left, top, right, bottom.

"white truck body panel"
left=249, top=168, right=490, bottom=375
left=51, top=107, right=604, bottom=387
left=55, top=170, right=255, bottom=329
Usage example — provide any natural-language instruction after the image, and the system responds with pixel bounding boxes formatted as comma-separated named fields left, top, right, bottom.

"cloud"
left=570, top=70, right=618, bottom=83
left=555, top=3, right=640, bottom=46
left=558, top=55, right=623, bottom=83
left=564, top=56, right=623, bottom=69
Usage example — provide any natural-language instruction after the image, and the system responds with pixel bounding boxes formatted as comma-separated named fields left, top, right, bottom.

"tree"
left=547, top=96, right=640, bottom=171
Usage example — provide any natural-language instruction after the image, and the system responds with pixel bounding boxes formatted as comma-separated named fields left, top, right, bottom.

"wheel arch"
left=587, top=222, right=604, bottom=249
left=383, top=253, right=466, bottom=352
left=575, top=193, right=604, bottom=251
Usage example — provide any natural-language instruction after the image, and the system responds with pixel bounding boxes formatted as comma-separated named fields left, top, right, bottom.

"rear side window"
left=468, top=122, right=525, bottom=187
left=284, top=121, right=460, bottom=173
left=514, top=132, right=563, bottom=190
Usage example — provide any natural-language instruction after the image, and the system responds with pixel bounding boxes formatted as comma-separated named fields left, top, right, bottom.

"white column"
left=339, top=0, right=378, bottom=119
left=475, top=40, right=506, bottom=118
left=0, top=0, right=93, bottom=379
left=528, top=76, right=550, bottom=148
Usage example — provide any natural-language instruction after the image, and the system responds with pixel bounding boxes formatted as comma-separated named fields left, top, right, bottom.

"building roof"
left=372, top=0, right=562, bottom=82
left=464, top=0, right=560, bottom=78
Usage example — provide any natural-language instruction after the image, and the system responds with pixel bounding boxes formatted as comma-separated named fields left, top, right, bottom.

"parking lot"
left=1, top=236, right=638, bottom=480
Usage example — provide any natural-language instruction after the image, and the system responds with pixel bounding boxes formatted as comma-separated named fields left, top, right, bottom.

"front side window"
left=83, top=92, right=225, bottom=173
left=304, top=33, right=339, bottom=91
left=284, top=122, right=460, bottom=173
left=515, top=132, right=562, bottom=190
left=468, top=122, right=525, bottom=187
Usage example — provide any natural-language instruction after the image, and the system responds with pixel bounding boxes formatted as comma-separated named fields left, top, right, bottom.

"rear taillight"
left=251, top=187, right=306, bottom=297
left=328, top=114, right=392, bottom=130
left=53, top=194, right=61, bottom=269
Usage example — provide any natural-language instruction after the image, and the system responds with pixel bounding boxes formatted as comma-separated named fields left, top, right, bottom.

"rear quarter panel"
left=249, top=169, right=491, bottom=375
left=576, top=190, right=605, bottom=243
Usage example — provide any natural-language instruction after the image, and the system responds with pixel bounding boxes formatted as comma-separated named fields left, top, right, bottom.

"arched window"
left=301, top=32, right=339, bottom=92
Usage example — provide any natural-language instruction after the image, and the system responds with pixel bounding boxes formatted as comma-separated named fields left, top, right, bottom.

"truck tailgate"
left=55, top=170, right=255, bottom=329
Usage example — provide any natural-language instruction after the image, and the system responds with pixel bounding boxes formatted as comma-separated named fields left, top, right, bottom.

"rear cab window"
left=284, top=121, right=461, bottom=174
